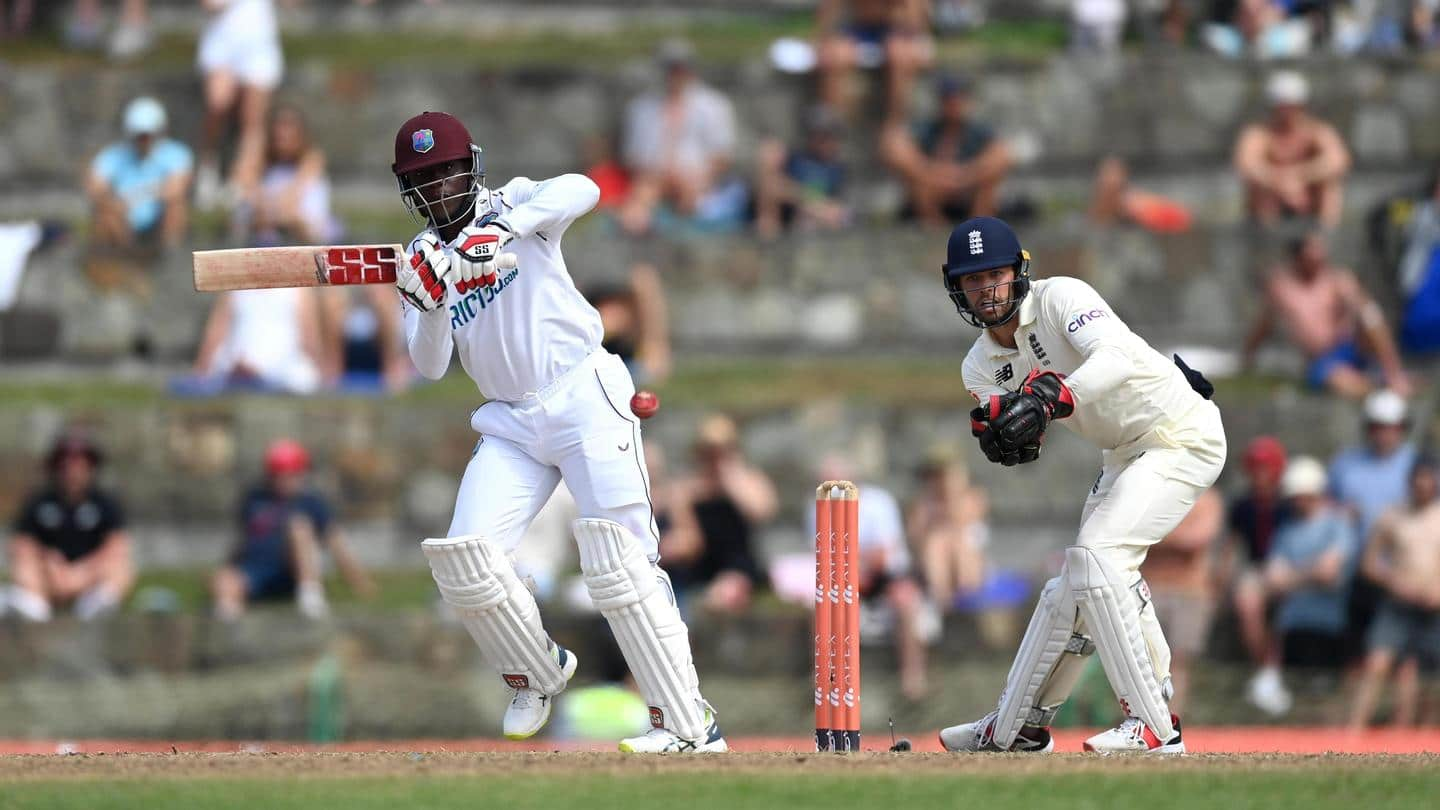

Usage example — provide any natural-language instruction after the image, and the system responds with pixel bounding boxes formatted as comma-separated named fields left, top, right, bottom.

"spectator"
left=1242, top=230, right=1410, bottom=399
left=1330, top=389, right=1419, bottom=654
left=1202, top=0, right=1312, bottom=58
left=585, top=263, right=672, bottom=386
left=240, top=105, right=341, bottom=246
left=109, top=0, right=152, bottom=60
left=85, top=96, right=193, bottom=254
left=0, top=0, right=34, bottom=38
left=1145, top=487, right=1225, bottom=713
left=3, top=433, right=134, bottom=621
left=618, top=39, right=740, bottom=236
left=211, top=439, right=374, bottom=620
left=752, top=105, right=852, bottom=240
left=1233, top=71, right=1350, bottom=229
left=812, top=457, right=933, bottom=700
left=1265, top=456, right=1358, bottom=678
left=1226, top=436, right=1295, bottom=716
left=1335, top=0, right=1440, bottom=53
left=814, top=0, right=934, bottom=121
left=196, top=0, right=284, bottom=210
left=880, top=74, right=1013, bottom=227
left=1397, top=167, right=1440, bottom=355
left=1089, top=156, right=1194, bottom=234
left=317, top=286, right=409, bottom=393
left=1348, top=455, right=1440, bottom=729
left=188, top=287, right=325, bottom=394
left=1071, top=0, right=1128, bottom=53
left=907, top=451, right=988, bottom=611
left=662, top=415, right=778, bottom=615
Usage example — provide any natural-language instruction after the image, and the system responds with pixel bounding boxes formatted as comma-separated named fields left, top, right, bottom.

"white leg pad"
left=422, top=535, right=567, bottom=695
left=573, top=518, right=706, bottom=740
left=992, top=574, right=1092, bottom=747
left=1066, top=545, right=1174, bottom=739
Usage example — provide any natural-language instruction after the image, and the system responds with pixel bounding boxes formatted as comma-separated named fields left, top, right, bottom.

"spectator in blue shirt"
left=752, top=105, right=851, bottom=240
left=1266, top=456, right=1358, bottom=671
left=210, top=439, right=374, bottom=620
left=85, top=96, right=193, bottom=252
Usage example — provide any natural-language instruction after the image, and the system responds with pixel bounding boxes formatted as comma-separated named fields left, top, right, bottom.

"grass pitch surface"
left=0, top=752, right=1435, bottom=810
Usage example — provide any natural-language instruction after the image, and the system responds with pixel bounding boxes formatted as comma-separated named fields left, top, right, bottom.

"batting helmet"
left=941, top=216, right=1032, bottom=329
left=392, top=111, right=485, bottom=229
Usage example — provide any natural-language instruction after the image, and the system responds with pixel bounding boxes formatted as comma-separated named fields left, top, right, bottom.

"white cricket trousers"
left=448, top=349, right=658, bottom=557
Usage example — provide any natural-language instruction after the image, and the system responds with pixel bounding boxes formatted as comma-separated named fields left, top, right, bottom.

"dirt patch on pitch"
left=1, top=752, right=1437, bottom=782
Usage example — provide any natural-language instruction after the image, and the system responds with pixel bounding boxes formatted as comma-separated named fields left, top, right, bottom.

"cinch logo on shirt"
left=449, top=266, right=520, bottom=329
left=1067, top=308, right=1109, bottom=333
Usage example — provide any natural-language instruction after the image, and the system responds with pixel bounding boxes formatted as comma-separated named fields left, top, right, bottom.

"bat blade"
left=193, top=244, right=405, bottom=291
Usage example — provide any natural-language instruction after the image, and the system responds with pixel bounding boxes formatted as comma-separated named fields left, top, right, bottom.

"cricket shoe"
left=1083, top=714, right=1184, bottom=754
left=618, top=707, right=728, bottom=753
left=939, top=710, right=1054, bottom=753
left=502, top=644, right=578, bottom=741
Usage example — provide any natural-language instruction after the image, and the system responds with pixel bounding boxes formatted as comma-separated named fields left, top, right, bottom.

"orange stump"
left=815, top=481, right=860, bottom=751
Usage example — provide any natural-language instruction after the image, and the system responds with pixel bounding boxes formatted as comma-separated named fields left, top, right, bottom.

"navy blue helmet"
left=941, top=216, right=1032, bottom=329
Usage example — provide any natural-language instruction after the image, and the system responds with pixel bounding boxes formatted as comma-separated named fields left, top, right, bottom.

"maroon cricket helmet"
left=392, top=111, right=478, bottom=178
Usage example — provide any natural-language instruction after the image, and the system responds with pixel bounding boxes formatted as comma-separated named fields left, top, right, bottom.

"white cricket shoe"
left=502, top=645, right=578, bottom=741
left=618, top=708, right=728, bottom=753
left=1083, top=714, right=1184, bottom=754
left=1246, top=667, right=1293, bottom=717
left=939, top=710, right=1054, bottom=753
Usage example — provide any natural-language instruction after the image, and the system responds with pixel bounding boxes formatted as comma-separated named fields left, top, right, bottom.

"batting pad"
left=422, top=535, right=568, bottom=695
left=1067, top=545, right=1174, bottom=739
left=574, top=518, right=706, bottom=740
left=992, top=575, right=1091, bottom=747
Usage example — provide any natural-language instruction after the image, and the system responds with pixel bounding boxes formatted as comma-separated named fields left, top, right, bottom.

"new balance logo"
left=968, top=230, right=984, bottom=255
left=994, top=363, right=1014, bottom=385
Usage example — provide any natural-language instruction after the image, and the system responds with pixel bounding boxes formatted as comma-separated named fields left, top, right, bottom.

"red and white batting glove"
left=397, top=231, right=454, bottom=313
left=452, top=221, right=514, bottom=294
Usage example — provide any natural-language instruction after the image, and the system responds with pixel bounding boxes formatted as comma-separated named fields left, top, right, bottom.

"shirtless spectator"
left=1242, top=230, right=1410, bottom=399
left=815, top=0, right=934, bottom=121
left=1233, top=71, right=1350, bottom=229
left=880, top=75, right=1012, bottom=227
left=1145, top=487, right=1224, bottom=712
left=1348, top=454, right=1440, bottom=730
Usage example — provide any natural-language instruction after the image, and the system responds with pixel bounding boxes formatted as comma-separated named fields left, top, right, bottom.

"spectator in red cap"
left=210, top=439, right=374, bottom=620
left=1223, top=436, right=1294, bottom=716
left=4, top=432, right=134, bottom=621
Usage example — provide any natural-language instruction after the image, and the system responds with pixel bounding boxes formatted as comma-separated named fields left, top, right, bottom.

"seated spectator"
left=880, top=75, right=1012, bottom=227
left=1330, top=389, right=1419, bottom=655
left=211, top=439, right=374, bottom=620
left=85, top=96, right=193, bottom=254
left=1089, top=156, right=1194, bottom=234
left=1145, top=487, right=1224, bottom=713
left=1265, top=456, right=1358, bottom=678
left=585, top=263, right=672, bottom=386
left=0, top=0, right=36, bottom=39
left=109, top=0, right=152, bottom=60
left=1397, top=167, right=1440, bottom=355
left=1071, top=0, right=1128, bottom=53
left=1348, top=455, right=1440, bottom=730
left=239, top=105, right=341, bottom=246
left=752, top=106, right=852, bottom=240
left=662, top=415, right=778, bottom=616
left=1233, top=71, right=1349, bottom=228
left=1242, top=230, right=1410, bottom=399
left=1226, top=436, right=1295, bottom=716
left=1335, top=0, right=1440, bottom=53
left=318, top=286, right=410, bottom=393
left=618, top=39, right=741, bottom=236
left=907, top=451, right=988, bottom=611
left=1202, top=0, right=1312, bottom=58
left=3, top=433, right=134, bottom=621
left=196, top=0, right=283, bottom=209
left=815, top=0, right=934, bottom=121
left=186, top=287, right=325, bottom=395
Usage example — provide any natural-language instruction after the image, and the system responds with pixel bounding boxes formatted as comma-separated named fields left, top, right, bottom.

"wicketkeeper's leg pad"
left=992, top=574, right=1093, bottom=748
left=422, top=535, right=568, bottom=695
left=1066, top=545, right=1174, bottom=739
left=574, top=517, right=706, bottom=740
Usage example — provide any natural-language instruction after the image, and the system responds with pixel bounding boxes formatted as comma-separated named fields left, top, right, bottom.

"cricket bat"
left=193, top=244, right=405, bottom=292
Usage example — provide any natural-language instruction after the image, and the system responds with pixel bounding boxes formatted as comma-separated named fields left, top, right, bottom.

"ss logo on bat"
left=317, top=247, right=399, bottom=285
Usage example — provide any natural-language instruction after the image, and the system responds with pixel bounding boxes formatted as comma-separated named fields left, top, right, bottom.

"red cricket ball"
left=630, top=390, right=660, bottom=420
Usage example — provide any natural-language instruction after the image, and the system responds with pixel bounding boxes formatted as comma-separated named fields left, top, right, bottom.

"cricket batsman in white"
left=938, top=217, right=1226, bottom=753
left=389, top=111, right=725, bottom=753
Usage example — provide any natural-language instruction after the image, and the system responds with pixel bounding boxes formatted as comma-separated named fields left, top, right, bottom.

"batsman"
left=939, top=217, right=1226, bottom=754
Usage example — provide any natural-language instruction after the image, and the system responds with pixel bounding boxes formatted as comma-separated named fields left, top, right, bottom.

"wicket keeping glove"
left=972, top=394, right=1042, bottom=467
left=397, top=231, right=455, bottom=313
left=452, top=220, right=514, bottom=295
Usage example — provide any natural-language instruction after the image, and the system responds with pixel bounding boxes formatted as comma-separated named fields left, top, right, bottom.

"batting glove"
left=452, top=221, right=515, bottom=295
left=397, top=231, right=454, bottom=313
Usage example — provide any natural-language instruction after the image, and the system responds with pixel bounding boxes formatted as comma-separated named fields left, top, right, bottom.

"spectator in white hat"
left=1233, top=70, right=1351, bottom=228
left=85, top=96, right=194, bottom=252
